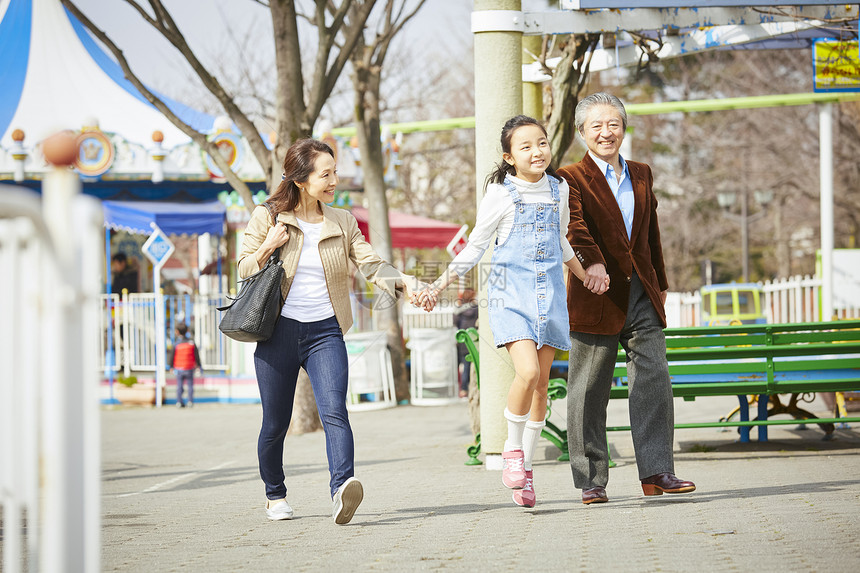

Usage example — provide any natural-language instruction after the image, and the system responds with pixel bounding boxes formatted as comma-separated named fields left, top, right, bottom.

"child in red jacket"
left=168, top=323, right=202, bottom=408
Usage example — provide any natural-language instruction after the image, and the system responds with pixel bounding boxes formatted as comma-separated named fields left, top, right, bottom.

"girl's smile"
left=503, top=124, right=552, bottom=183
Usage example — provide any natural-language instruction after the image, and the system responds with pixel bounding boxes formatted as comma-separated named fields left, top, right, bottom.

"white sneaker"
left=265, top=499, right=294, bottom=521
left=332, top=477, right=363, bottom=525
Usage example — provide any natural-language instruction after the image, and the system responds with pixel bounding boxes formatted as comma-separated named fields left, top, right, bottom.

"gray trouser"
left=566, top=272, right=675, bottom=489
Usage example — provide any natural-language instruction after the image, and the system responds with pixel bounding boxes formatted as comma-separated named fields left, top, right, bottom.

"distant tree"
left=62, top=0, right=381, bottom=436
left=539, top=33, right=601, bottom=167
left=638, top=47, right=858, bottom=289
left=61, top=0, right=378, bottom=212
left=346, top=0, right=426, bottom=401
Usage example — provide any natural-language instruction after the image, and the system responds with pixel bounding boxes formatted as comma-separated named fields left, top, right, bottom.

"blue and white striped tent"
left=0, top=0, right=213, bottom=149
left=0, top=0, right=269, bottom=200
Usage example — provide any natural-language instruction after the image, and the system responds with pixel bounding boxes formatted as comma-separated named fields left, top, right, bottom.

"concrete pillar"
left=818, top=102, right=834, bottom=320
left=473, top=0, right=522, bottom=468
left=522, top=35, right=543, bottom=119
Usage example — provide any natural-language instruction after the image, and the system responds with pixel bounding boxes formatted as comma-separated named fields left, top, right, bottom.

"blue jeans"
left=254, top=315, right=353, bottom=499
left=175, top=369, right=194, bottom=406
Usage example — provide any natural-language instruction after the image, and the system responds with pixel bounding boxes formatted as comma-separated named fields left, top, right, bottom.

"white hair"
left=574, top=93, right=628, bottom=134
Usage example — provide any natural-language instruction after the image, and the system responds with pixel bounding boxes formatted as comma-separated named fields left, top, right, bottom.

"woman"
left=238, top=138, right=418, bottom=524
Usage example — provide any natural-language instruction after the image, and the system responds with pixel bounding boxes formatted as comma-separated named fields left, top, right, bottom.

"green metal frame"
left=330, top=92, right=860, bottom=138
left=608, top=320, right=860, bottom=441
left=456, top=328, right=571, bottom=465
left=461, top=320, right=860, bottom=463
left=456, top=329, right=483, bottom=465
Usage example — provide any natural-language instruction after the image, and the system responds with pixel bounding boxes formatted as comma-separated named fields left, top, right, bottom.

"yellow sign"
left=813, top=40, right=860, bottom=93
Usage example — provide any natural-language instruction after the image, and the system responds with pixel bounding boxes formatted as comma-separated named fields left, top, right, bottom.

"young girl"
left=419, top=115, right=594, bottom=508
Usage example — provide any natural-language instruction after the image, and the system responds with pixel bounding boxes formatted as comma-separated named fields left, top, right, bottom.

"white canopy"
left=0, top=0, right=213, bottom=149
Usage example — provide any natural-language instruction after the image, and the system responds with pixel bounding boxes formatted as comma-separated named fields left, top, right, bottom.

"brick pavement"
left=101, top=395, right=860, bottom=572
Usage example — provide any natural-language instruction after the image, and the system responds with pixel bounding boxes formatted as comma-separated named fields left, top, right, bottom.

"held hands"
left=400, top=276, right=426, bottom=304
left=415, top=283, right=441, bottom=312
left=583, top=263, right=610, bottom=295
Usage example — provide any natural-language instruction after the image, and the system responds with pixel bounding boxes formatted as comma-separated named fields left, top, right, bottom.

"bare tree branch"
left=114, top=0, right=273, bottom=178
left=60, top=0, right=258, bottom=210
left=307, top=1, right=378, bottom=121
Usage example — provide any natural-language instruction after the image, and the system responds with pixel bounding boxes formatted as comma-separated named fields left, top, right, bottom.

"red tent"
left=351, top=206, right=464, bottom=250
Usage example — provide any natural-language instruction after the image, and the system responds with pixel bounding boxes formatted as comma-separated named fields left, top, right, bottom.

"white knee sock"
left=503, top=408, right=530, bottom=452
left=522, top=419, right=546, bottom=471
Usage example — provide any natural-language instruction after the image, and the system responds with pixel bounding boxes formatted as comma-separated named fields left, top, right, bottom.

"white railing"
left=100, top=293, right=448, bottom=378
left=402, top=303, right=455, bottom=338
left=97, top=274, right=858, bottom=379
left=1, top=181, right=102, bottom=573
left=99, top=293, right=232, bottom=376
left=677, top=291, right=702, bottom=327
left=762, top=275, right=822, bottom=324
left=677, top=275, right=860, bottom=327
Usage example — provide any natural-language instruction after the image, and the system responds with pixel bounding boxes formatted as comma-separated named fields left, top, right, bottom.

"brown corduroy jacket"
left=238, top=202, right=405, bottom=334
left=557, top=154, right=669, bottom=335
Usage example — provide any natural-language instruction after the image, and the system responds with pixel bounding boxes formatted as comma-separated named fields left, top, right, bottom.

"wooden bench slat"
left=771, top=378, right=860, bottom=393
left=460, top=319, right=860, bottom=463
left=774, top=331, right=860, bottom=344
left=664, top=343, right=860, bottom=361
left=664, top=334, right=769, bottom=348
left=772, top=357, right=860, bottom=373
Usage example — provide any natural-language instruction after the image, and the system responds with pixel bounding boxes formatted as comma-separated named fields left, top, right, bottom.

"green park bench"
left=608, top=319, right=860, bottom=442
left=458, top=320, right=860, bottom=463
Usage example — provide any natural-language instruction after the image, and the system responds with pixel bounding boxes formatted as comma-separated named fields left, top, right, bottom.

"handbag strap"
left=263, top=201, right=281, bottom=260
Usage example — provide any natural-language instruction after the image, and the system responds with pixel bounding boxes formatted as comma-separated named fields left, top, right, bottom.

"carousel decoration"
left=74, top=122, right=115, bottom=178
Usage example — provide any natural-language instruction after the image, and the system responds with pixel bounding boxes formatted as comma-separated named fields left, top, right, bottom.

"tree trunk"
left=468, top=366, right=480, bottom=437
left=352, top=63, right=410, bottom=402
left=268, top=2, right=333, bottom=434
left=774, top=198, right=791, bottom=277
left=545, top=34, right=600, bottom=166
left=286, top=369, right=322, bottom=435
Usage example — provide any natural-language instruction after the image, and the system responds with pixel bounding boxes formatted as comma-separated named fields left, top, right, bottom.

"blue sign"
left=142, top=225, right=175, bottom=267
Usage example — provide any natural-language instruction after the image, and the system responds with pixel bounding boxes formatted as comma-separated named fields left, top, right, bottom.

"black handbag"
left=217, top=205, right=284, bottom=342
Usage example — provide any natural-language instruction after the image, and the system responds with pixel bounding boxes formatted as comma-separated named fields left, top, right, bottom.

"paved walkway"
left=101, top=394, right=860, bottom=572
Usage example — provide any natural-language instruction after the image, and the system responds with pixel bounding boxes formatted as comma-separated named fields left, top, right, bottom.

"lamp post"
left=717, top=187, right=772, bottom=282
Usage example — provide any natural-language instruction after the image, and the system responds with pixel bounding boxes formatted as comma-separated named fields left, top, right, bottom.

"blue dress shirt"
left=589, top=152, right=634, bottom=240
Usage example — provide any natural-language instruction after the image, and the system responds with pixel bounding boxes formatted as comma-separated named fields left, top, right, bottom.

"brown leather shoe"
left=582, top=486, right=608, bottom=504
left=640, top=473, right=696, bottom=496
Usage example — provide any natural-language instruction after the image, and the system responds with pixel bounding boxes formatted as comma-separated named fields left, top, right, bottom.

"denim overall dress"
left=487, top=175, right=571, bottom=351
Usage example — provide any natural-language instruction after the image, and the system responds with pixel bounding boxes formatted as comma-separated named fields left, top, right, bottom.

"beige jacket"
left=237, top=202, right=406, bottom=334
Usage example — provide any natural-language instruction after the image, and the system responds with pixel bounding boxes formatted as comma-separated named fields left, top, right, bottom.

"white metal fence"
left=402, top=304, right=455, bottom=337
left=99, top=292, right=231, bottom=377
left=100, top=293, right=458, bottom=379
left=1, top=181, right=102, bottom=572
left=678, top=275, right=860, bottom=327
left=99, top=277, right=858, bottom=377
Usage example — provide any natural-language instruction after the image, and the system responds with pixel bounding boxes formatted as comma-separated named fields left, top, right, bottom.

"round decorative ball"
left=152, top=130, right=164, bottom=143
left=12, top=129, right=25, bottom=142
left=41, top=131, right=79, bottom=166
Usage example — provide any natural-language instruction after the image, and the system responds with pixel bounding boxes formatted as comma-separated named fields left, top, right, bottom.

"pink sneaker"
left=512, top=470, right=535, bottom=507
left=502, top=449, right=526, bottom=489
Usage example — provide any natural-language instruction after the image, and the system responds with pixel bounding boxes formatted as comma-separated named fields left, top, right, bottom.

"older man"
left=557, top=93, right=695, bottom=504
